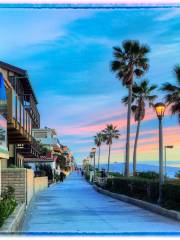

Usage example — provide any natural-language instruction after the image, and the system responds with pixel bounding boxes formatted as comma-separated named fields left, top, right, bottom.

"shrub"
left=136, top=171, right=159, bottom=179
left=0, top=186, right=17, bottom=227
left=39, top=164, right=53, bottom=180
left=8, top=164, right=17, bottom=168
left=105, top=177, right=159, bottom=202
left=24, top=164, right=32, bottom=169
left=109, top=172, right=124, bottom=178
left=175, top=170, right=180, bottom=179
left=105, top=177, right=180, bottom=211
left=162, top=182, right=180, bottom=210
left=85, top=173, right=90, bottom=181
left=54, top=173, right=60, bottom=182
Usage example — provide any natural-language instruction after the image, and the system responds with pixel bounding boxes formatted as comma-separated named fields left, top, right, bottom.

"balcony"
left=24, top=94, right=40, bottom=128
left=16, top=137, right=40, bottom=158
left=7, top=88, right=32, bottom=144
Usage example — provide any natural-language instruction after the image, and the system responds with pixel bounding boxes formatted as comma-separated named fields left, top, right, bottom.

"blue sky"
left=0, top=7, right=180, bottom=164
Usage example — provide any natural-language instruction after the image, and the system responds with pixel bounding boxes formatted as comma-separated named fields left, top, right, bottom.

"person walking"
left=60, top=171, right=64, bottom=182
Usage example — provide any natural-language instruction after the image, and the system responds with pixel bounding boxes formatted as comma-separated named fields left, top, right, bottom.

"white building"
left=25, top=127, right=62, bottom=172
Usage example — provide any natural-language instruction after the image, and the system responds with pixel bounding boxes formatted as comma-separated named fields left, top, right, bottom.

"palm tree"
left=94, top=132, right=104, bottom=170
left=161, top=65, right=180, bottom=123
left=102, top=124, right=120, bottom=174
left=122, top=80, right=157, bottom=176
left=111, top=40, right=150, bottom=176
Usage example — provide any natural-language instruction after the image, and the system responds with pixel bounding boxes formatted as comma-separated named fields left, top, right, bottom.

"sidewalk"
left=22, top=172, right=180, bottom=234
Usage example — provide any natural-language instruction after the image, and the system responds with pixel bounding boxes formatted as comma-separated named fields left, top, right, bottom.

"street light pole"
left=164, top=145, right=174, bottom=178
left=154, top=102, right=166, bottom=205
left=91, top=147, right=96, bottom=183
left=158, top=116, right=164, bottom=204
left=164, top=146, right=167, bottom=178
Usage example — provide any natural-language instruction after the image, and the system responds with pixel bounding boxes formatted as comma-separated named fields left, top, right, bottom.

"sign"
left=0, top=115, right=9, bottom=159
left=0, top=72, right=8, bottom=159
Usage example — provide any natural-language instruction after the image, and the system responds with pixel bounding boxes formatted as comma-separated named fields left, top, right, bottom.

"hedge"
left=136, top=171, right=159, bottom=179
left=104, top=177, right=180, bottom=211
left=162, top=181, right=180, bottom=211
left=0, top=186, right=17, bottom=227
left=106, top=177, right=159, bottom=203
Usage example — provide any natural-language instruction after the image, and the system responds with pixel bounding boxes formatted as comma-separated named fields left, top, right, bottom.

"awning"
left=0, top=73, right=7, bottom=114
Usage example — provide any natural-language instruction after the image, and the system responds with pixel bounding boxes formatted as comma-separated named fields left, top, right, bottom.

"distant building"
left=24, top=127, right=62, bottom=171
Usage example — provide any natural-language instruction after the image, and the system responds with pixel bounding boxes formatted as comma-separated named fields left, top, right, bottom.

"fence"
left=1, top=168, right=48, bottom=205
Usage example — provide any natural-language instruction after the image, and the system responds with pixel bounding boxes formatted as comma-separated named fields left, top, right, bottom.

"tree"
left=122, top=80, right=157, bottom=175
left=56, top=154, right=67, bottom=170
left=161, top=65, right=180, bottom=123
left=111, top=40, right=150, bottom=176
left=102, top=124, right=120, bottom=174
left=39, top=144, right=49, bottom=156
left=94, top=132, right=104, bottom=170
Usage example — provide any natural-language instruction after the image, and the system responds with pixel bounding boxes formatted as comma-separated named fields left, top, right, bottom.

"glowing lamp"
left=154, top=102, right=166, bottom=119
left=91, top=147, right=96, bottom=153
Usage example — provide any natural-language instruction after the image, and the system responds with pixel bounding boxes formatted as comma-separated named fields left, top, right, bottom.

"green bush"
left=0, top=186, right=17, bottom=227
left=105, top=177, right=180, bottom=211
left=8, top=164, right=17, bottom=168
left=39, top=164, right=53, bottom=180
left=54, top=174, right=60, bottom=182
left=24, top=164, right=32, bottom=169
left=85, top=173, right=90, bottom=181
left=175, top=170, right=180, bottom=179
left=109, top=172, right=124, bottom=178
left=136, top=171, right=159, bottom=179
left=105, top=177, right=159, bottom=202
left=162, top=182, right=180, bottom=210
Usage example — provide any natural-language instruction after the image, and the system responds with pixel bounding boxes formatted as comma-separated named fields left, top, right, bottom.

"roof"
left=0, top=61, right=38, bottom=104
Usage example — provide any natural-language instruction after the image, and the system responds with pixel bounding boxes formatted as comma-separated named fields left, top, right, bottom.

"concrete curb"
left=93, top=185, right=180, bottom=222
left=0, top=203, right=26, bottom=233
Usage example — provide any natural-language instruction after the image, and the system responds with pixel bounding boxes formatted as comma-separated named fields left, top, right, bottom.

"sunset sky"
left=0, top=7, right=179, bottom=164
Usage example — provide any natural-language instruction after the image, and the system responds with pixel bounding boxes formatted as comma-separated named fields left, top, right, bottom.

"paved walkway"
left=22, top=172, right=180, bottom=234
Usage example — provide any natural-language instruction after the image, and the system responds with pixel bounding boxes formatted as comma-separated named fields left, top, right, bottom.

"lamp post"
left=91, top=147, right=96, bottom=183
left=164, top=145, right=173, bottom=177
left=154, top=102, right=166, bottom=204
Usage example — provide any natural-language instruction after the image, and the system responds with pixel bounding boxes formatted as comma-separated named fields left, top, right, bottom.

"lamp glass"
left=155, top=103, right=166, bottom=118
left=91, top=147, right=96, bottom=153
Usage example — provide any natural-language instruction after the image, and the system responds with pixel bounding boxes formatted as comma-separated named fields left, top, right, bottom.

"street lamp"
left=91, top=147, right=96, bottom=183
left=164, top=145, right=174, bottom=177
left=154, top=102, right=166, bottom=204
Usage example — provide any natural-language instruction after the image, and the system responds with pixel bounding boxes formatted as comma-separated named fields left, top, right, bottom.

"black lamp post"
left=154, top=102, right=166, bottom=204
left=164, top=145, right=174, bottom=177
left=91, top=147, right=96, bottom=183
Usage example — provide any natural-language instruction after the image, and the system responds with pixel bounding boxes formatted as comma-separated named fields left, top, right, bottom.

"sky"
left=0, top=7, right=179, bottom=164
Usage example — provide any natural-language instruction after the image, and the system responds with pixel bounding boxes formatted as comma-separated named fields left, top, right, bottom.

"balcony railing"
left=24, top=94, right=40, bottom=128
left=16, top=137, right=40, bottom=158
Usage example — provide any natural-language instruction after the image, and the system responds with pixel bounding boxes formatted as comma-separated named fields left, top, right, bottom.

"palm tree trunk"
left=98, top=146, right=100, bottom=170
left=133, top=119, right=141, bottom=176
left=125, top=83, right=132, bottom=177
left=107, top=144, right=111, bottom=174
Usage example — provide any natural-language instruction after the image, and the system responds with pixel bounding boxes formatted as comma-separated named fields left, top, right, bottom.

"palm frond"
left=174, top=65, right=180, bottom=85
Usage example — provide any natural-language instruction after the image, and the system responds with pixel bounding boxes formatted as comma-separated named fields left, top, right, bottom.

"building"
left=24, top=127, right=62, bottom=171
left=0, top=61, right=40, bottom=169
left=61, top=145, right=74, bottom=171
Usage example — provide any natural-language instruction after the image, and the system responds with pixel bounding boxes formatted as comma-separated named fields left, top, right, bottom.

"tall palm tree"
left=94, top=132, right=104, bottom=170
left=122, top=80, right=157, bottom=176
left=111, top=40, right=150, bottom=176
left=102, top=124, right=120, bottom=174
left=161, top=65, right=180, bottom=123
